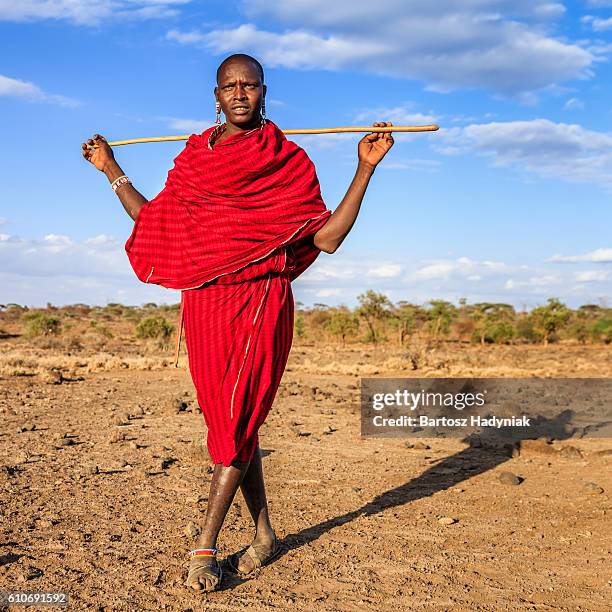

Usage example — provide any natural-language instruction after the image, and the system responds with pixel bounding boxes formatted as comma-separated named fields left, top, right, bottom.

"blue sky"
left=1, top=0, right=611, bottom=310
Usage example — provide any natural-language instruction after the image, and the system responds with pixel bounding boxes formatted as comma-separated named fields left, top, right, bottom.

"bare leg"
left=186, top=459, right=250, bottom=591
left=234, top=443, right=277, bottom=574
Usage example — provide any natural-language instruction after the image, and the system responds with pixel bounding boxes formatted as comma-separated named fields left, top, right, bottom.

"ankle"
left=195, top=536, right=218, bottom=551
left=254, top=527, right=275, bottom=542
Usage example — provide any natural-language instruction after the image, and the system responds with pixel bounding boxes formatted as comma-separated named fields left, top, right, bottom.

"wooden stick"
left=87, top=124, right=439, bottom=148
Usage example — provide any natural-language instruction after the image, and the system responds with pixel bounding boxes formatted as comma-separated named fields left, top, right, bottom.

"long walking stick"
left=88, top=124, right=439, bottom=148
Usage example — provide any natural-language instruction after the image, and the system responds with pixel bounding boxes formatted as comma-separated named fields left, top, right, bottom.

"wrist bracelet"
left=111, top=175, right=131, bottom=193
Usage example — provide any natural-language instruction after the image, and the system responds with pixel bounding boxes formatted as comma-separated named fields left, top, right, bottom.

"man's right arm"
left=82, top=134, right=148, bottom=221
left=102, top=159, right=148, bottom=221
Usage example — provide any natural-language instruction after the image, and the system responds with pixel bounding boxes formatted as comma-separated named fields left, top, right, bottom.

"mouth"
left=231, top=106, right=250, bottom=114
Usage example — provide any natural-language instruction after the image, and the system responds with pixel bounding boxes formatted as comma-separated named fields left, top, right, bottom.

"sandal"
left=227, top=533, right=284, bottom=578
left=184, top=548, right=223, bottom=592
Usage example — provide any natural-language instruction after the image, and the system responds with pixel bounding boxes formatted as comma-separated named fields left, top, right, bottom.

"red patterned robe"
left=125, top=119, right=332, bottom=466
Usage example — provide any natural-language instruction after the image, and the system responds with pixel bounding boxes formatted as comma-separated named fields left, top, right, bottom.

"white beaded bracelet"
left=111, top=175, right=131, bottom=193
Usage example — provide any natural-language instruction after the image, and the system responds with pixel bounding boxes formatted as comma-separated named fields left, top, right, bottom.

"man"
left=82, top=53, right=394, bottom=593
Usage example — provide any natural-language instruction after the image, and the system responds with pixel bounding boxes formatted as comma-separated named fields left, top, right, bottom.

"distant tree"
left=515, top=315, right=541, bottom=343
left=356, top=290, right=393, bottom=344
left=308, top=304, right=331, bottom=339
left=22, top=312, right=62, bottom=337
left=426, top=300, right=457, bottom=341
left=470, top=303, right=516, bottom=345
left=530, top=298, right=571, bottom=345
left=392, top=302, right=420, bottom=347
left=294, top=312, right=305, bottom=339
left=325, top=308, right=359, bottom=347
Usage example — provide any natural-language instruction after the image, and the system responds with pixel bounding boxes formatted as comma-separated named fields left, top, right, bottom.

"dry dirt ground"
left=1, top=344, right=611, bottom=611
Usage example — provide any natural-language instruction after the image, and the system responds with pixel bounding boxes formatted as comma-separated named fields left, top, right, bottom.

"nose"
left=234, top=84, right=247, bottom=99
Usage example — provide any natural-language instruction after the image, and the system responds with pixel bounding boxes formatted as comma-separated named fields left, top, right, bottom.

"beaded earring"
left=215, top=100, right=222, bottom=125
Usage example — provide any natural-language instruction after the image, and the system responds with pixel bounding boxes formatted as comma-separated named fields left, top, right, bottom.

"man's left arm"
left=313, top=121, right=394, bottom=254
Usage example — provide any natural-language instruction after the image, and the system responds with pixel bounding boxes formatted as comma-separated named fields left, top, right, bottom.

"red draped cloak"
left=124, top=119, right=332, bottom=466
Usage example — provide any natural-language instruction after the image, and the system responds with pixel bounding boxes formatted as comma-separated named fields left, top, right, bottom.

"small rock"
left=184, top=521, right=201, bottom=537
left=413, top=442, right=430, bottom=450
left=14, top=451, right=29, bottom=464
left=88, top=464, right=100, bottom=475
left=582, top=482, right=604, bottom=495
left=172, top=398, right=189, bottom=414
left=109, top=430, right=126, bottom=444
left=56, top=437, right=75, bottom=446
left=129, top=441, right=139, bottom=450
left=498, top=471, right=522, bottom=486
left=24, top=565, right=44, bottom=580
left=438, top=517, right=458, bottom=525
left=297, top=431, right=312, bottom=437
left=42, top=369, right=63, bottom=385
left=322, top=426, right=337, bottom=435
left=559, top=445, right=583, bottom=460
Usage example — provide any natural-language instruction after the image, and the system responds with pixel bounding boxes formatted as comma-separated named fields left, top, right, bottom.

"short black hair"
left=216, top=53, right=265, bottom=84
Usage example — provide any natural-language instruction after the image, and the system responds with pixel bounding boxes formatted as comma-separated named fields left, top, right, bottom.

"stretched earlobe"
left=215, top=99, right=222, bottom=125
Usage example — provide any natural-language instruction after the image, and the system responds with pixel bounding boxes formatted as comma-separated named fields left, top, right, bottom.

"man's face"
left=215, top=60, right=266, bottom=127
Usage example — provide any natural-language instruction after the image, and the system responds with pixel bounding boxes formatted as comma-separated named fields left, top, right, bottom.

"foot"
left=228, top=532, right=282, bottom=577
left=185, top=554, right=222, bottom=592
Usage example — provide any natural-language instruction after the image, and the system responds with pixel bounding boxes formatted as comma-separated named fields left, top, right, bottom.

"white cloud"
left=438, top=119, right=612, bottom=187
left=412, top=257, right=510, bottom=281
left=0, top=74, right=77, bottom=106
left=367, top=263, right=403, bottom=278
left=549, top=248, right=612, bottom=263
left=0, top=0, right=191, bottom=25
left=353, top=104, right=438, bottom=126
left=0, top=232, right=177, bottom=306
left=2, top=233, right=608, bottom=308
left=563, top=97, right=584, bottom=110
left=582, top=15, right=612, bottom=31
left=167, top=24, right=388, bottom=70
left=574, top=270, right=610, bottom=282
left=167, top=1, right=598, bottom=97
left=0, top=217, right=7, bottom=225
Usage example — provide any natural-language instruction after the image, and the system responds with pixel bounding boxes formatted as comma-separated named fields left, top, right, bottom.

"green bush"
left=135, top=315, right=174, bottom=342
left=90, top=320, right=114, bottom=338
left=22, top=312, right=62, bottom=337
left=590, top=318, right=612, bottom=344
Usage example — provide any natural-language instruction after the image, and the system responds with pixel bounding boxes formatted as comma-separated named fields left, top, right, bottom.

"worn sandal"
left=185, top=548, right=223, bottom=592
left=227, top=534, right=284, bottom=577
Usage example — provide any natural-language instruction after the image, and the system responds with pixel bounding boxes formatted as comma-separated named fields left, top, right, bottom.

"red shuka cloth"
left=125, top=119, right=332, bottom=290
left=124, top=120, right=332, bottom=466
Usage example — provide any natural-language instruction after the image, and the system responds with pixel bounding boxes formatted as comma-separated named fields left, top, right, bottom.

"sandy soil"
left=1, top=344, right=611, bottom=611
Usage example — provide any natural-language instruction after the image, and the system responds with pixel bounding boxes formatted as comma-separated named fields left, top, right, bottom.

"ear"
left=263, top=84, right=267, bottom=97
left=214, top=86, right=218, bottom=99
